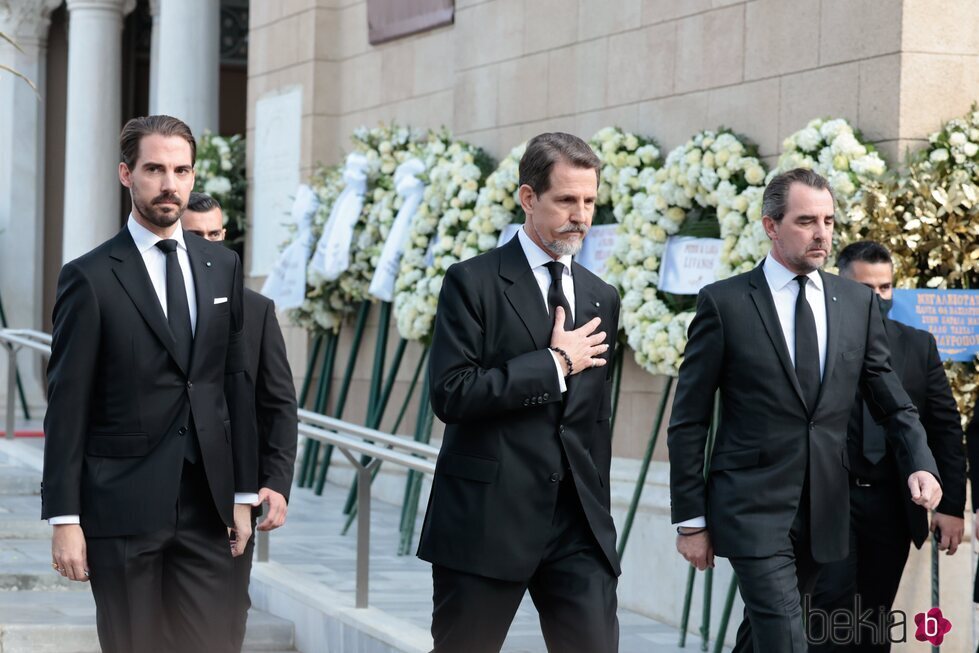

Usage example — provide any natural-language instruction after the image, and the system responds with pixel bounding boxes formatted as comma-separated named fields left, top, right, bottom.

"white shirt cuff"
left=676, top=516, right=706, bottom=528
left=49, top=515, right=80, bottom=525
left=549, top=349, right=568, bottom=393
left=235, top=492, right=260, bottom=505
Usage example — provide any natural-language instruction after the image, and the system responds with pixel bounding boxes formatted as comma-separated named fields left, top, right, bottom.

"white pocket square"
left=213, top=297, right=228, bottom=305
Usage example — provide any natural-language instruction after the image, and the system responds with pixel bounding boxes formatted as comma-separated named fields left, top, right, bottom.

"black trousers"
left=809, top=478, right=911, bottom=653
left=230, top=514, right=258, bottom=651
left=728, top=488, right=821, bottom=653
left=430, top=478, right=618, bottom=653
left=86, top=460, right=236, bottom=653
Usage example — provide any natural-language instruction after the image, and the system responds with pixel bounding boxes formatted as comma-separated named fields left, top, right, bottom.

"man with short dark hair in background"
left=809, top=240, right=965, bottom=653
left=182, top=191, right=298, bottom=651
left=669, top=168, right=942, bottom=652
left=43, top=115, right=258, bottom=653
left=419, top=132, right=621, bottom=652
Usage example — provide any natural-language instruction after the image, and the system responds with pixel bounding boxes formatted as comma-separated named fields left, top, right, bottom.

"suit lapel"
left=500, top=237, right=550, bottom=350
left=814, top=271, right=841, bottom=412
left=109, top=228, right=186, bottom=374
left=186, top=234, right=212, bottom=371
left=885, top=318, right=907, bottom=378
left=748, top=263, right=807, bottom=411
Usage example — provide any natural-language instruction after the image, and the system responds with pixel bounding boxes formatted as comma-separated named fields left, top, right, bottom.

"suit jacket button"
left=178, top=426, right=188, bottom=436
left=549, top=472, right=560, bottom=483
left=809, top=421, right=815, bottom=430
left=543, top=393, right=549, bottom=400
left=524, top=398, right=530, bottom=406
left=186, top=381, right=193, bottom=389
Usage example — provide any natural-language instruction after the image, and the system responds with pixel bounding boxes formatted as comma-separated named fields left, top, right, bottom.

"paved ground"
left=0, top=432, right=725, bottom=652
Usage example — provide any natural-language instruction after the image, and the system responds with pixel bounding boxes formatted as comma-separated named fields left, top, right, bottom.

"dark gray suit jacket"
left=417, top=236, right=621, bottom=581
left=668, top=262, right=939, bottom=563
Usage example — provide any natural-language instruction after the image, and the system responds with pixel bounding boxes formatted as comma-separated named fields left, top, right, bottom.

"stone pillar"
left=153, top=0, right=220, bottom=137
left=147, top=0, right=160, bottom=113
left=61, top=0, right=135, bottom=264
left=0, top=0, right=62, bottom=411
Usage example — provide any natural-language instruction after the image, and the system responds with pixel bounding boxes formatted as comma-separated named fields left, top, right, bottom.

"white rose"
left=930, top=148, right=950, bottom=162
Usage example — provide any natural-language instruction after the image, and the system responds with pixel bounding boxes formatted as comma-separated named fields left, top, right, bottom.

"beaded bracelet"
left=551, top=347, right=573, bottom=376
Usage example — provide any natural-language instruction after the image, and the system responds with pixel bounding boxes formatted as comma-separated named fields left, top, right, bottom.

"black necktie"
left=862, top=401, right=887, bottom=465
left=794, top=275, right=820, bottom=414
left=545, top=261, right=574, bottom=332
left=155, top=239, right=193, bottom=371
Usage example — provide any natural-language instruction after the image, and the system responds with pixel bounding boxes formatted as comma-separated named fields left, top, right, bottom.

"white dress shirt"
left=676, top=256, right=829, bottom=529
left=516, top=227, right=574, bottom=393
left=49, top=216, right=257, bottom=526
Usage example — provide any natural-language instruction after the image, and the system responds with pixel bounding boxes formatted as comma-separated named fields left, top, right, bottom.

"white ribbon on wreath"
left=260, top=184, right=319, bottom=310
left=310, top=151, right=369, bottom=280
left=369, top=158, right=427, bottom=302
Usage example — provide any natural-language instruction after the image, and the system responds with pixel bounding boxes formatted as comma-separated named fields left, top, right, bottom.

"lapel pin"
left=595, top=301, right=600, bottom=307
left=205, top=261, right=212, bottom=268
left=832, top=296, right=837, bottom=301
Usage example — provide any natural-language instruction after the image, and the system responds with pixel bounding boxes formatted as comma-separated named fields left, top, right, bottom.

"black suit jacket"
left=668, top=263, right=939, bottom=563
left=41, top=228, right=257, bottom=537
left=417, top=236, right=621, bottom=582
left=847, top=318, right=965, bottom=548
left=243, top=289, right=297, bottom=501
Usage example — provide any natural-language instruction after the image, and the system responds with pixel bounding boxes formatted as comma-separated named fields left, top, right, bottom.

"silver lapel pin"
left=595, top=301, right=600, bottom=307
left=832, top=296, right=837, bottom=301
left=205, top=261, right=212, bottom=268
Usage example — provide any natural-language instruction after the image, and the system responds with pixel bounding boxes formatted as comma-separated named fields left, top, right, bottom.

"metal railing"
left=268, top=408, right=438, bottom=608
left=1, top=329, right=51, bottom=439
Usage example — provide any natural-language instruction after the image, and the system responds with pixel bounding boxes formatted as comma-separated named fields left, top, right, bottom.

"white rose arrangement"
left=610, top=129, right=767, bottom=376
left=393, top=132, right=495, bottom=342
left=772, top=118, right=887, bottom=248
left=588, top=126, right=661, bottom=225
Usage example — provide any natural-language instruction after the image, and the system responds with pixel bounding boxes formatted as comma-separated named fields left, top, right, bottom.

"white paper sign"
left=575, top=224, right=618, bottom=280
left=496, top=223, right=521, bottom=248
left=368, top=158, right=427, bottom=302
left=251, top=87, right=303, bottom=277
left=260, top=185, right=319, bottom=310
left=657, top=236, right=724, bottom=295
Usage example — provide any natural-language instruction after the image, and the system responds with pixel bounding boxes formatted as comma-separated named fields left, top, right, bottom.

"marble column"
left=147, top=0, right=160, bottom=114
left=61, top=0, right=135, bottom=264
left=0, top=0, right=62, bottom=411
left=153, top=0, right=220, bottom=137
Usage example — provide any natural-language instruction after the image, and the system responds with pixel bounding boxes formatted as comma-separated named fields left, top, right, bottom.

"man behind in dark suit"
left=418, top=132, right=621, bottom=653
left=668, top=168, right=942, bottom=652
left=181, top=192, right=298, bottom=650
left=43, top=115, right=258, bottom=653
left=810, top=241, right=966, bottom=652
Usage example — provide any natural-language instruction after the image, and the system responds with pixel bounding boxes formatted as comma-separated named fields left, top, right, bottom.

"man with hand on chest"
left=418, top=132, right=621, bottom=653
left=42, top=115, right=258, bottom=653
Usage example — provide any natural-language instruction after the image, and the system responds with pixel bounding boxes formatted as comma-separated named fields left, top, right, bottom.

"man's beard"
left=537, top=221, right=589, bottom=257
left=133, top=191, right=185, bottom=229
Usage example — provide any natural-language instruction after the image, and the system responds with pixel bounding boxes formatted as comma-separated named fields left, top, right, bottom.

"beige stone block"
left=638, top=91, right=710, bottom=151
left=857, top=54, right=901, bottom=143
left=455, top=128, right=500, bottom=160
left=674, top=5, right=745, bottom=94
left=339, top=51, right=383, bottom=112
left=497, top=52, right=549, bottom=125
left=778, top=62, right=859, bottom=143
left=871, top=139, right=924, bottom=168
left=309, top=60, right=341, bottom=117
left=336, top=2, right=370, bottom=60
left=707, top=78, right=780, bottom=156
left=380, top=43, right=416, bottom=104
left=251, top=12, right=317, bottom=76
left=523, top=0, right=578, bottom=54
left=282, top=0, right=319, bottom=18
left=901, top=53, right=979, bottom=141
left=819, top=0, right=901, bottom=67
left=454, top=64, right=500, bottom=134
left=412, top=29, right=455, bottom=97
left=311, top=114, right=344, bottom=166
left=576, top=103, right=641, bottom=142
left=578, top=0, right=641, bottom=41
left=300, top=114, right=317, bottom=171
left=247, top=63, right=316, bottom=130
left=391, top=90, right=455, bottom=133
left=454, top=0, right=525, bottom=71
left=510, top=116, right=578, bottom=145
left=744, top=0, right=819, bottom=80
left=902, top=0, right=979, bottom=54
left=314, top=6, right=342, bottom=61
left=607, top=23, right=675, bottom=106
left=642, top=0, right=712, bottom=25
left=575, top=37, right=609, bottom=113
left=547, top=45, right=577, bottom=118
left=711, top=0, right=743, bottom=6
left=249, top=0, right=283, bottom=30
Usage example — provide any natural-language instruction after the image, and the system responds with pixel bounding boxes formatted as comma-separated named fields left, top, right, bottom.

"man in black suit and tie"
left=43, top=115, right=258, bottom=653
left=418, top=132, right=620, bottom=653
left=181, top=191, right=299, bottom=650
left=810, top=241, right=965, bottom=652
left=668, top=168, right=942, bottom=652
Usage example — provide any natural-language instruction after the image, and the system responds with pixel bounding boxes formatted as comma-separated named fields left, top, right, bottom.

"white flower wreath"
left=610, top=129, right=768, bottom=376
left=392, top=134, right=495, bottom=342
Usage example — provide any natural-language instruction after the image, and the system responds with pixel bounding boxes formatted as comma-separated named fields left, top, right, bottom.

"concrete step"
left=0, top=464, right=40, bottom=495
left=0, top=518, right=52, bottom=539
left=0, top=591, right=296, bottom=652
